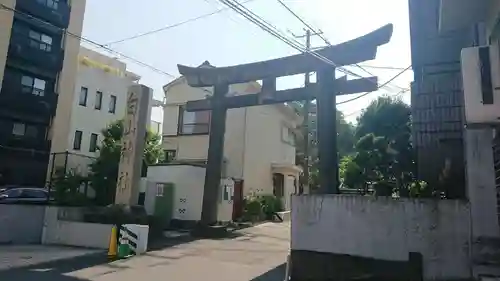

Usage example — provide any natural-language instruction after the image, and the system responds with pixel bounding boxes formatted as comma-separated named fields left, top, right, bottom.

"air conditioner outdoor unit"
left=461, top=43, right=500, bottom=126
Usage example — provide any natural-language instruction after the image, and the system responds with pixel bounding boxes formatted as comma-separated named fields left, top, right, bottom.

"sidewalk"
left=0, top=245, right=102, bottom=271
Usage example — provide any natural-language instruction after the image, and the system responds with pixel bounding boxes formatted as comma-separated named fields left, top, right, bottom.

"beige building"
left=0, top=0, right=86, bottom=185
left=162, top=63, right=302, bottom=208
left=48, top=46, right=162, bottom=178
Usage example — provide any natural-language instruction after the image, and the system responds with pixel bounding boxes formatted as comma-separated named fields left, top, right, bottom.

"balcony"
left=0, top=134, right=51, bottom=153
left=16, top=0, right=70, bottom=29
left=8, top=32, right=64, bottom=72
left=0, top=77, right=58, bottom=122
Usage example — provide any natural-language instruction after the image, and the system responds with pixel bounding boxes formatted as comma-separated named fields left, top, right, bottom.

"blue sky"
left=81, top=0, right=413, bottom=123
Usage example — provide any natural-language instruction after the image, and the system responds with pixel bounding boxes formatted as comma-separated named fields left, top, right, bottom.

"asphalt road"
left=0, top=222, right=290, bottom=281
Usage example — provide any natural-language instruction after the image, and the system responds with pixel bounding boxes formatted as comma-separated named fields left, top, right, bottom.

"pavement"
left=0, top=222, right=290, bottom=281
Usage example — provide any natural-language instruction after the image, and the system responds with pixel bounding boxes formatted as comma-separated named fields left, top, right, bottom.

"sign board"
left=115, top=84, right=153, bottom=205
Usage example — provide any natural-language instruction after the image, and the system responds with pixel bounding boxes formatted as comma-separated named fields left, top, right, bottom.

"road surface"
left=0, top=222, right=290, bottom=281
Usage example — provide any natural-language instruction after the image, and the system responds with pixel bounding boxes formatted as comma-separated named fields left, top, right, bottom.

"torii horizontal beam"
left=177, top=24, right=393, bottom=87
left=185, top=77, right=377, bottom=112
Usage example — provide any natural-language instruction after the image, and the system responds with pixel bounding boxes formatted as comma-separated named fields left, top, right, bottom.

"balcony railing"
left=16, top=0, right=70, bottom=28
left=0, top=134, right=51, bottom=153
left=8, top=32, right=64, bottom=72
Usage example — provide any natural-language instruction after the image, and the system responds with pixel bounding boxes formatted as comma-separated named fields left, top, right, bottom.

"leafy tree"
left=341, top=96, right=426, bottom=196
left=89, top=120, right=163, bottom=206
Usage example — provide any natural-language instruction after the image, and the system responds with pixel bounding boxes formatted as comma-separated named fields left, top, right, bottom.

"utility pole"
left=293, top=29, right=323, bottom=194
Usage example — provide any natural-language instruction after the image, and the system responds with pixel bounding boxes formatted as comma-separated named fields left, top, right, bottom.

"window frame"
left=73, top=130, right=82, bottom=150
left=12, top=123, right=26, bottom=136
left=108, top=95, right=117, bottom=113
left=163, top=150, right=177, bottom=163
left=28, top=30, right=53, bottom=52
left=21, top=75, right=46, bottom=97
left=12, top=123, right=38, bottom=138
left=281, top=123, right=296, bottom=146
left=79, top=87, right=88, bottom=106
left=95, top=91, right=103, bottom=110
left=177, top=106, right=211, bottom=135
left=89, top=133, right=98, bottom=152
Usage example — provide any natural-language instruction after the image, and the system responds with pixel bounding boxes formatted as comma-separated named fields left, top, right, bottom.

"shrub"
left=259, top=195, right=283, bottom=219
left=243, top=196, right=262, bottom=222
left=242, top=193, right=283, bottom=222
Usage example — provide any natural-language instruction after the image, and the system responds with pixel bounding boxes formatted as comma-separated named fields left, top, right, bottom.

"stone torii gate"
left=178, top=24, right=393, bottom=227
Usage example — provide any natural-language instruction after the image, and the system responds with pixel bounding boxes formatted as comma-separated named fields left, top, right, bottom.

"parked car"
left=0, top=187, right=50, bottom=204
left=0, top=185, right=21, bottom=193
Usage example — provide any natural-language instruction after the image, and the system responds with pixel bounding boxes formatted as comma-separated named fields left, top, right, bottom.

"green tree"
left=341, top=96, right=424, bottom=196
left=89, top=120, right=164, bottom=206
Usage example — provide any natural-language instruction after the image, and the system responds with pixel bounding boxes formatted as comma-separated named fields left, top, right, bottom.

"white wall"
left=42, top=207, right=112, bottom=249
left=292, top=195, right=472, bottom=280
left=147, top=165, right=233, bottom=222
left=243, top=105, right=297, bottom=195
left=66, top=47, right=136, bottom=156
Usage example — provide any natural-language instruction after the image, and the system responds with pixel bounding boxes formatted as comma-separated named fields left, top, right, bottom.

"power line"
left=343, top=88, right=410, bottom=118
left=104, top=0, right=256, bottom=46
left=275, top=0, right=404, bottom=92
left=0, top=4, right=178, bottom=79
left=219, top=0, right=413, bottom=107
left=218, top=0, right=375, bottom=82
left=336, top=65, right=411, bottom=105
left=357, top=65, right=411, bottom=71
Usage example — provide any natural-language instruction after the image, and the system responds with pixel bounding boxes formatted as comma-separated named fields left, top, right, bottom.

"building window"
left=21, top=75, right=46, bottom=96
left=12, top=123, right=26, bottom=136
left=163, top=150, right=177, bottom=163
left=89, top=133, right=98, bottom=152
left=79, top=87, right=88, bottom=106
left=36, top=0, right=59, bottom=9
left=12, top=123, right=38, bottom=138
left=109, top=95, right=116, bottom=113
left=178, top=106, right=210, bottom=135
left=28, top=30, right=52, bottom=52
left=73, top=130, right=82, bottom=150
left=95, top=91, right=102, bottom=110
left=281, top=125, right=295, bottom=146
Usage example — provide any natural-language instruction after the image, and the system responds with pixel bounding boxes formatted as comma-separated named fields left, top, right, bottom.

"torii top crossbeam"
left=177, top=24, right=393, bottom=87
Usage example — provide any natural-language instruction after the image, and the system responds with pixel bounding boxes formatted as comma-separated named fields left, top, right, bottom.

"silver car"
left=0, top=187, right=49, bottom=204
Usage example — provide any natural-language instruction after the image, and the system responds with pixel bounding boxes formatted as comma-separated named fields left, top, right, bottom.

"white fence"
left=291, top=195, right=472, bottom=280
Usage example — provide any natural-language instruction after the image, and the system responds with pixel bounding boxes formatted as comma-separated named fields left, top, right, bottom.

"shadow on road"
left=0, top=235, right=198, bottom=281
left=0, top=252, right=108, bottom=281
left=250, top=263, right=286, bottom=281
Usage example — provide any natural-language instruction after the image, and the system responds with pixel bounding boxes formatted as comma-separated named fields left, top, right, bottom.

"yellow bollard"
left=107, top=226, right=118, bottom=258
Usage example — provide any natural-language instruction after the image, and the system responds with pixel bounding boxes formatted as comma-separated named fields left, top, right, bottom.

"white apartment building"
left=48, top=46, right=161, bottom=178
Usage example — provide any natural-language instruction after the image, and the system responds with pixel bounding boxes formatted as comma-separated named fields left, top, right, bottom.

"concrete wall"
left=0, top=204, right=45, bottom=244
left=291, top=195, right=472, bottom=280
left=42, top=206, right=112, bottom=249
